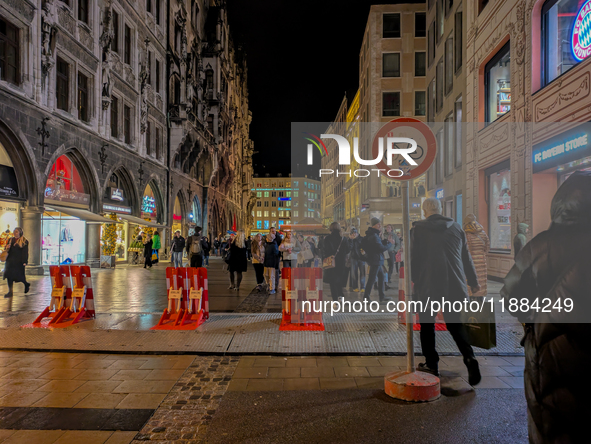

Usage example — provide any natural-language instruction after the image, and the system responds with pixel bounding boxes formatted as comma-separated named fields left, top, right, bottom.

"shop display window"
left=45, top=155, right=90, bottom=206
left=0, top=201, right=19, bottom=249
left=487, top=161, right=511, bottom=252
left=100, top=217, right=128, bottom=262
left=42, top=211, right=86, bottom=265
left=542, top=0, right=580, bottom=86
left=485, top=43, right=511, bottom=123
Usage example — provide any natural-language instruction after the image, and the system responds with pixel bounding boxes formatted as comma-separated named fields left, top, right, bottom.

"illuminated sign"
left=278, top=197, right=291, bottom=201
left=572, top=0, right=591, bottom=62
left=103, top=204, right=131, bottom=214
left=532, top=123, right=591, bottom=173
left=141, top=195, right=156, bottom=214
left=436, top=189, right=444, bottom=199
left=110, top=188, right=124, bottom=202
left=412, top=203, right=420, bottom=208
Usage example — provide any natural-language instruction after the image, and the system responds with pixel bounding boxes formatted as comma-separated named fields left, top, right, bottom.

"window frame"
left=0, top=16, right=19, bottom=85
left=445, top=34, right=454, bottom=95
left=77, top=71, right=89, bottom=122
left=454, top=11, right=463, bottom=73
left=485, top=159, right=512, bottom=253
left=124, top=24, right=132, bottom=65
left=415, top=12, right=427, bottom=37
left=382, top=91, right=401, bottom=117
left=56, top=57, right=70, bottom=112
left=112, top=11, right=120, bottom=54
left=382, top=13, right=401, bottom=39
left=454, top=95, right=462, bottom=168
left=78, top=0, right=89, bottom=24
left=444, top=112, right=454, bottom=177
left=382, top=52, right=401, bottom=78
left=484, top=41, right=511, bottom=123
left=415, top=51, right=426, bottom=77
left=111, top=96, right=119, bottom=138
left=124, top=104, right=132, bottom=144
left=414, top=90, right=426, bottom=116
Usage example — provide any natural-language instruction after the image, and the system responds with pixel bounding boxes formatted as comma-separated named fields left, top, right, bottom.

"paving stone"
left=285, top=358, right=317, bottom=367
left=227, top=379, right=249, bottom=391
left=474, top=377, right=512, bottom=389
left=36, top=380, right=86, bottom=393
left=116, top=393, right=167, bottom=409
left=232, top=367, right=268, bottom=379
left=104, top=431, right=139, bottom=444
left=316, top=357, right=349, bottom=367
left=498, top=376, right=525, bottom=389
left=53, top=430, right=114, bottom=444
left=253, top=358, right=287, bottom=368
left=334, top=366, right=370, bottom=378
left=319, top=378, right=357, bottom=390
left=283, top=378, right=320, bottom=391
left=267, top=367, right=301, bottom=379
left=0, top=392, right=47, bottom=407
left=3, top=430, right=66, bottom=444
left=346, top=357, right=382, bottom=367
left=366, top=366, right=401, bottom=377
left=300, top=367, right=335, bottom=378
left=354, top=377, right=384, bottom=389
left=245, top=379, right=283, bottom=391
left=500, top=366, right=524, bottom=376
left=32, top=392, right=89, bottom=408
left=74, top=380, right=122, bottom=393
left=74, top=393, right=127, bottom=409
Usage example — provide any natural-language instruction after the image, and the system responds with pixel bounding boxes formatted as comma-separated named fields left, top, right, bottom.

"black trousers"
left=144, top=255, right=152, bottom=267
left=329, top=280, right=344, bottom=301
left=253, top=263, right=265, bottom=285
left=190, top=254, right=203, bottom=268
left=419, top=308, right=475, bottom=369
left=387, top=258, right=395, bottom=282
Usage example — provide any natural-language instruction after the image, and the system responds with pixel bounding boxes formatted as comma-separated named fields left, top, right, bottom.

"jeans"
left=283, top=260, right=293, bottom=268
left=264, top=267, right=275, bottom=291
left=172, top=251, right=183, bottom=268
left=203, top=255, right=209, bottom=266
left=387, top=258, right=395, bottom=282
left=364, top=263, right=385, bottom=300
left=229, top=271, right=243, bottom=288
left=350, top=259, right=366, bottom=290
left=419, top=308, right=475, bottom=369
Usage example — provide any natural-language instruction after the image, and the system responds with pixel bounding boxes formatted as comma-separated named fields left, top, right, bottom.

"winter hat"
left=350, top=227, right=358, bottom=234
left=370, top=217, right=380, bottom=227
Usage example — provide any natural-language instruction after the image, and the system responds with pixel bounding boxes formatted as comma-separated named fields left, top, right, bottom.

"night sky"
left=227, top=0, right=392, bottom=178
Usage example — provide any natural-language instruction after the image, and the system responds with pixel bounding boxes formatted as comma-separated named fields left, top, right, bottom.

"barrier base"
left=22, top=306, right=92, bottom=329
left=175, top=310, right=206, bottom=330
left=384, top=370, right=441, bottom=402
left=279, top=315, right=325, bottom=331
left=150, top=309, right=187, bottom=330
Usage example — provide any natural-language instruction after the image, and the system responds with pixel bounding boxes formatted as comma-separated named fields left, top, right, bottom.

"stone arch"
left=103, top=164, right=140, bottom=216
left=142, top=177, right=165, bottom=224
left=43, top=146, right=101, bottom=213
left=0, top=118, right=39, bottom=206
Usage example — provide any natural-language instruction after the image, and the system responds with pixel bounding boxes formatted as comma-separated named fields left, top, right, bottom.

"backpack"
left=190, top=237, right=202, bottom=255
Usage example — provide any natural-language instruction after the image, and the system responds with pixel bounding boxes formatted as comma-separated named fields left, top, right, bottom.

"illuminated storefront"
left=532, top=122, right=591, bottom=236
left=172, top=195, right=183, bottom=236
left=0, top=142, right=21, bottom=249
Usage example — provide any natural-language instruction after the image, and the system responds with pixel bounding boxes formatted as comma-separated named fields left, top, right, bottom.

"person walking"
left=251, top=233, right=265, bottom=290
left=2, top=227, right=30, bottom=298
left=213, top=237, right=220, bottom=256
left=245, top=235, right=252, bottom=260
left=279, top=231, right=301, bottom=268
left=227, top=230, right=248, bottom=291
left=411, top=197, right=481, bottom=385
left=383, top=224, right=400, bottom=282
left=270, top=227, right=282, bottom=290
left=263, top=233, right=279, bottom=294
left=322, top=222, right=350, bottom=301
left=513, top=222, right=529, bottom=257
left=143, top=234, right=153, bottom=269
left=186, top=227, right=203, bottom=268
left=501, top=171, right=591, bottom=443
left=151, top=231, right=161, bottom=265
left=296, top=234, right=312, bottom=267
left=170, top=230, right=185, bottom=268
left=463, top=214, right=490, bottom=297
left=201, top=236, right=211, bottom=266
left=362, top=218, right=391, bottom=302
left=348, top=227, right=366, bottom=293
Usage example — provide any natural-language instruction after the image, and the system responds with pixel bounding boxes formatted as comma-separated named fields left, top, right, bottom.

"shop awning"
left=45, top=205, right=123, bottom=224
left=118, top=214, right=167, bottom=229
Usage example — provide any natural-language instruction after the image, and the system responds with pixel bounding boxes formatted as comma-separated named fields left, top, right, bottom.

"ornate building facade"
left=0, top=0, right=252, bottom=271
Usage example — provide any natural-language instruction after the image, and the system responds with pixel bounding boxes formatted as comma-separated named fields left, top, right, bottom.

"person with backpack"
left=501, top=171, right=591, bottom=443
left=170, top=230, right=186, bottom=268
left=186, top=227, right=203, bottom=268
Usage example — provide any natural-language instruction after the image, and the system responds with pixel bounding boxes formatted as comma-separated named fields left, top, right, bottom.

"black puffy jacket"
left=361, top=227, right=388, bottom=266
left=501, top=171, right=591, bottom=444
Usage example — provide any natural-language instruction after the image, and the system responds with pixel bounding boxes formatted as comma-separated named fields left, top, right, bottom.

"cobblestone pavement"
left=0, top=351, right=526, bottom=443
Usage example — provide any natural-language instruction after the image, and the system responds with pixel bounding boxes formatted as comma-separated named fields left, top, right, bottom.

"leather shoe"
left=417, top=362, right=439, bottom=377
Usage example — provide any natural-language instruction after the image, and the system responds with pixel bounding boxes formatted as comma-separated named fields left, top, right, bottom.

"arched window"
left=45, top=155, right=89, bottom=206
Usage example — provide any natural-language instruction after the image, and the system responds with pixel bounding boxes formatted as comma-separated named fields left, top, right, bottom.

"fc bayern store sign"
left=572, top=0, right=591, bottom=61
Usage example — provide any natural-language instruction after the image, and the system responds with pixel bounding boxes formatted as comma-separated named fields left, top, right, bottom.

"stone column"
left=86, top=223, right=101, bottom=268
left=21, top=206, right=44, bottom=275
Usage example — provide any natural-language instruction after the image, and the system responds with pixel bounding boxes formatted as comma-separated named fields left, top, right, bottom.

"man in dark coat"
left=411, top=197, right=481, bottom=385
left=322, top=222, right=350, bottom=301
left=362, top=217, right=391, bottom=302
left=501, top=171, right=591, bottom=444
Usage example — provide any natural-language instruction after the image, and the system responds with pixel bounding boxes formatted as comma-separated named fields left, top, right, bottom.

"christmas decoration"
left=101, top=213, right=118, bottom=255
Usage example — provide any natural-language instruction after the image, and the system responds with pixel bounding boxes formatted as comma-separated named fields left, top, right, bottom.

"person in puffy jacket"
left=279, top=231, right=301, bottom=268
left=501, top=171, right=591, bottom=444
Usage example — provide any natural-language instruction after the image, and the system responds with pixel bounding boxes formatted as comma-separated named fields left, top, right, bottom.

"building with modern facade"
left=463, top=0, right=591, bottom=278
left=425, top=0, right=465, bottom=223
left=291, top=176, right=321, bottom=223
left=251, top=175, right=292, bottom=235
left=322, top=4, right=427, bottom=232
left=0, top=0, right=252, bottom=271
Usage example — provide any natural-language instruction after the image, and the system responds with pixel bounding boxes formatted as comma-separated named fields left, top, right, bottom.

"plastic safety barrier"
left=279, top=267, right=325, bottom=331
left=397, top=266, right=447, bottom=331
left=23, top=265, right=95, bottom=328
left=151, top=267, right=209, bottom=330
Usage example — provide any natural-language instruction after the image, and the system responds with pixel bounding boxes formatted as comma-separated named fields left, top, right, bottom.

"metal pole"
left=401, top=181, right=414, bottom=373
